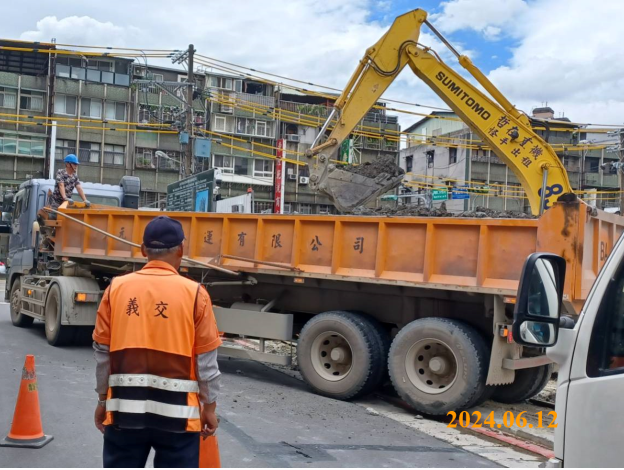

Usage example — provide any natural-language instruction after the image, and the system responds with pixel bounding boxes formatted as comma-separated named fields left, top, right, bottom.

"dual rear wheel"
left=298, top=312, right=548, bottom=414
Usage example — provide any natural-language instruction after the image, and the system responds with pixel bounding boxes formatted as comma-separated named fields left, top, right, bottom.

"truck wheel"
left=388, top=318, right=488, bottom=416
left=10, top=279, right=34, bottom=328
left=492, top=364, right=553, bottom=404
left=298, top=311, right=387, bottom=400
left=44, top=284, right=75, bottom=346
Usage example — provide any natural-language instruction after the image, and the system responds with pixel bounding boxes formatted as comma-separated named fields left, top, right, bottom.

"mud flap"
left=486, top=295, right=519, bottom=385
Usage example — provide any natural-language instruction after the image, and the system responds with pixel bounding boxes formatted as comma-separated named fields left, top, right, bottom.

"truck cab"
left=513, top=248, right=624, bottom=467
left=4, top=177, right=140, bottom=304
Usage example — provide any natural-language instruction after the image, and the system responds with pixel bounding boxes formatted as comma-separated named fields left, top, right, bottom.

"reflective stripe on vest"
left=109, top=374, right=200, bottom=393
left=106, top=399, right=200, bottom=420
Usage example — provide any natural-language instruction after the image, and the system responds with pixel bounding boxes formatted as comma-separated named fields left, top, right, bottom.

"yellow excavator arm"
left=306, top=9, right=573, bottom=215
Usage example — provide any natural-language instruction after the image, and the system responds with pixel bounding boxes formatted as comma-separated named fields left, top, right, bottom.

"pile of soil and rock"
left=342, top=156, right=405, bottom=178
left=353, top=202, right=536, bottom=219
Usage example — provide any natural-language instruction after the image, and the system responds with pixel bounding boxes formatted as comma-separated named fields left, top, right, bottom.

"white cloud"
left=432, top=0, right=528, bottom=39
left=487, top=0, right=624, bottom=124
left=20, top=16, right=142, bottom=47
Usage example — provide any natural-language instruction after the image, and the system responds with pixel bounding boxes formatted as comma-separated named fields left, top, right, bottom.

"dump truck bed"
left=53, top=200, right=624, bottom=313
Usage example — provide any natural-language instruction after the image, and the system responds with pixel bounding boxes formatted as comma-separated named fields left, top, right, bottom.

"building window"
left=55, top=139, right=76, bottom=160
left=236, top=117, right=254, bottom=135
left=234, top=157, right=249, bottom=175
left=80, top=98, right=102, bottom=119
left=235, top=117, right=272, bottom=137
left=54, top=95, right=77, bottom=115
left=283, top=203, right=292, bottom=214
left=147, top=73, right=164, bottom=94
left=0, top=135, right=17, bottom=154
left=299, top=203, right=311, bottom=215
left=162, top=106, right=177, bottom=123
left=79, top=142, right=100, bottom=164
left=0, top=87, right=17, bottom=109
left=104, top=101, right=126, bottom=121
left=254, top=201, right=273, bottom=214
left=158, top=151, right=181, bottom=171
left=213, top=155, right=234, bottom=174
left=214, top=116, right=227, bottom=132
left=254, top=159, right=273, bottom=178
left=136, top=148, right=155, bottom=169
left=20, top=90, right=45, bottom=112
left=256, top=121, right=268, bottom=137
left=426, top=150, right=435, bottom=169
left=405, top=155, right=413, bottom=173
left=319, top=204, right=331, bottom=214
left=12, top=135, right=45, bottom=157
left=449, top=147, right=458, bottom=165
left=208, top=76, right=241, bottom=92
left=104, top=144, right=125, bottom=166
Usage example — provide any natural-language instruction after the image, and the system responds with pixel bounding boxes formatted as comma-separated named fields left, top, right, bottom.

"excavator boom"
left=307, top=9, right=573, bottom=215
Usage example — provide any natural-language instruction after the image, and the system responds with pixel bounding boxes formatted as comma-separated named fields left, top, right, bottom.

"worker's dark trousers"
left=103, top=426, right=200, bottom=468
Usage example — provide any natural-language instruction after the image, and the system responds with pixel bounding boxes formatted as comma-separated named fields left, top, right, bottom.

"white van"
left=513, top=248, right=624, bottom=467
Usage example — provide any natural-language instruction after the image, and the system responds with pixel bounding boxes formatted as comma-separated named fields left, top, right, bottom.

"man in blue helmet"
left=49, top=154, right=90, bottom=209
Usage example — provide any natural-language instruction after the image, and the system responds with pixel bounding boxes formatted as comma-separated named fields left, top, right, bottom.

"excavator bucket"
left=320, top=164, right=405, bottom=213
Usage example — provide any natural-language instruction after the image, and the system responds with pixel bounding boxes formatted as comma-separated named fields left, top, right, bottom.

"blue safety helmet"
left=64, top=154, right=79, bottom=165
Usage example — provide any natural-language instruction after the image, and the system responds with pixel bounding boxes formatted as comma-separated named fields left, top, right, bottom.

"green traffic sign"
left=431, top=189, right=448, bottom=201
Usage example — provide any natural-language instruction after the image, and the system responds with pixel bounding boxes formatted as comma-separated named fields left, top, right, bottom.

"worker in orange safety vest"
left=92, top=216, right=222, bottom=467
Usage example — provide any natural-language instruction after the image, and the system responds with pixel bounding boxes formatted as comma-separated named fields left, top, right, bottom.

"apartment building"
left=0, top=40, right=400, bottom=213
left=399, top=107, right=619, bottom=212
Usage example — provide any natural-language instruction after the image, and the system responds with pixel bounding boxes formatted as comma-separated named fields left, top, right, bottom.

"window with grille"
left=136, top=148, right=154, bottom=168
left=55, top=139, right=76, bottom=160
left=78, top=142, right=100, bottom=164
left=299, top=203, right=311, bottom=214
left=158, top=151, right=180, bottom=171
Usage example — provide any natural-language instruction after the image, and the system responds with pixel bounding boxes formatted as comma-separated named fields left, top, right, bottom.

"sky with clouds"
left=4, top=0, right=623, bottom=129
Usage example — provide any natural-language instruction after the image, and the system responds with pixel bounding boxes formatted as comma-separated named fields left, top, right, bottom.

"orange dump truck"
left=8, top=199, right=624, bottom=415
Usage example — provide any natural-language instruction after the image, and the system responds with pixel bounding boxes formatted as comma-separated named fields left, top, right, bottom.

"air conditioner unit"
left=231, top=204, right=245, bottom=213
left=287, top=168, right=294, bottom=175
left=133, top=67, right=146, bottom=78
left=288, top=174, right=297, bottom=181
left=286, top=134, right=300, bottom=143
left=299, top=176, right=309, bottom=185
left=220, top=105, right=233, bottom=114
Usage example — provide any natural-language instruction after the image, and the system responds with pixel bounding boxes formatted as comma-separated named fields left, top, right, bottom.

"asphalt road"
left=0, top=304, right=498, bottom=468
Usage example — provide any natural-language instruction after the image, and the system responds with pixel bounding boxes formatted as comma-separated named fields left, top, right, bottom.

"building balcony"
left=584, top=172, right=618, bottom=188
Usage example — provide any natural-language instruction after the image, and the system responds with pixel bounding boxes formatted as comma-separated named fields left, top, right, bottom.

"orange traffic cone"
left=199, top=435, right=221, bottom=468
left=0, top=355, right=53, bottom=449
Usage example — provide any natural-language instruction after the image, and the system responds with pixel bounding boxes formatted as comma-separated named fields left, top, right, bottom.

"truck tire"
left=492, top=364, right=553, bottom=404
left=298, top=311, right=388, bottom=400
left=44, top=283, right=76, bottom=346
left=388, top=318, right=488, bottom=416
left=10, top=279, right=34, bottom=328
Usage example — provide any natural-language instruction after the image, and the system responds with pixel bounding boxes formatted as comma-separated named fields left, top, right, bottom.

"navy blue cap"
left=143, top=216, right=185, bottom=249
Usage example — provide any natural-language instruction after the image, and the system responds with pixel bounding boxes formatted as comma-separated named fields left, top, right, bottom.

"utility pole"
left=185, top=44, right=195, bottom=177
left=619, top=129, right=624, bottom=212
left=172, top=44, right=196, bottom=177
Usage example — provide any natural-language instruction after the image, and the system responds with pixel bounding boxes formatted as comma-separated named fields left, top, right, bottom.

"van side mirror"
left=512, top=253, right=566, bottom=347
left=2, top=192, right=14, bottom=213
